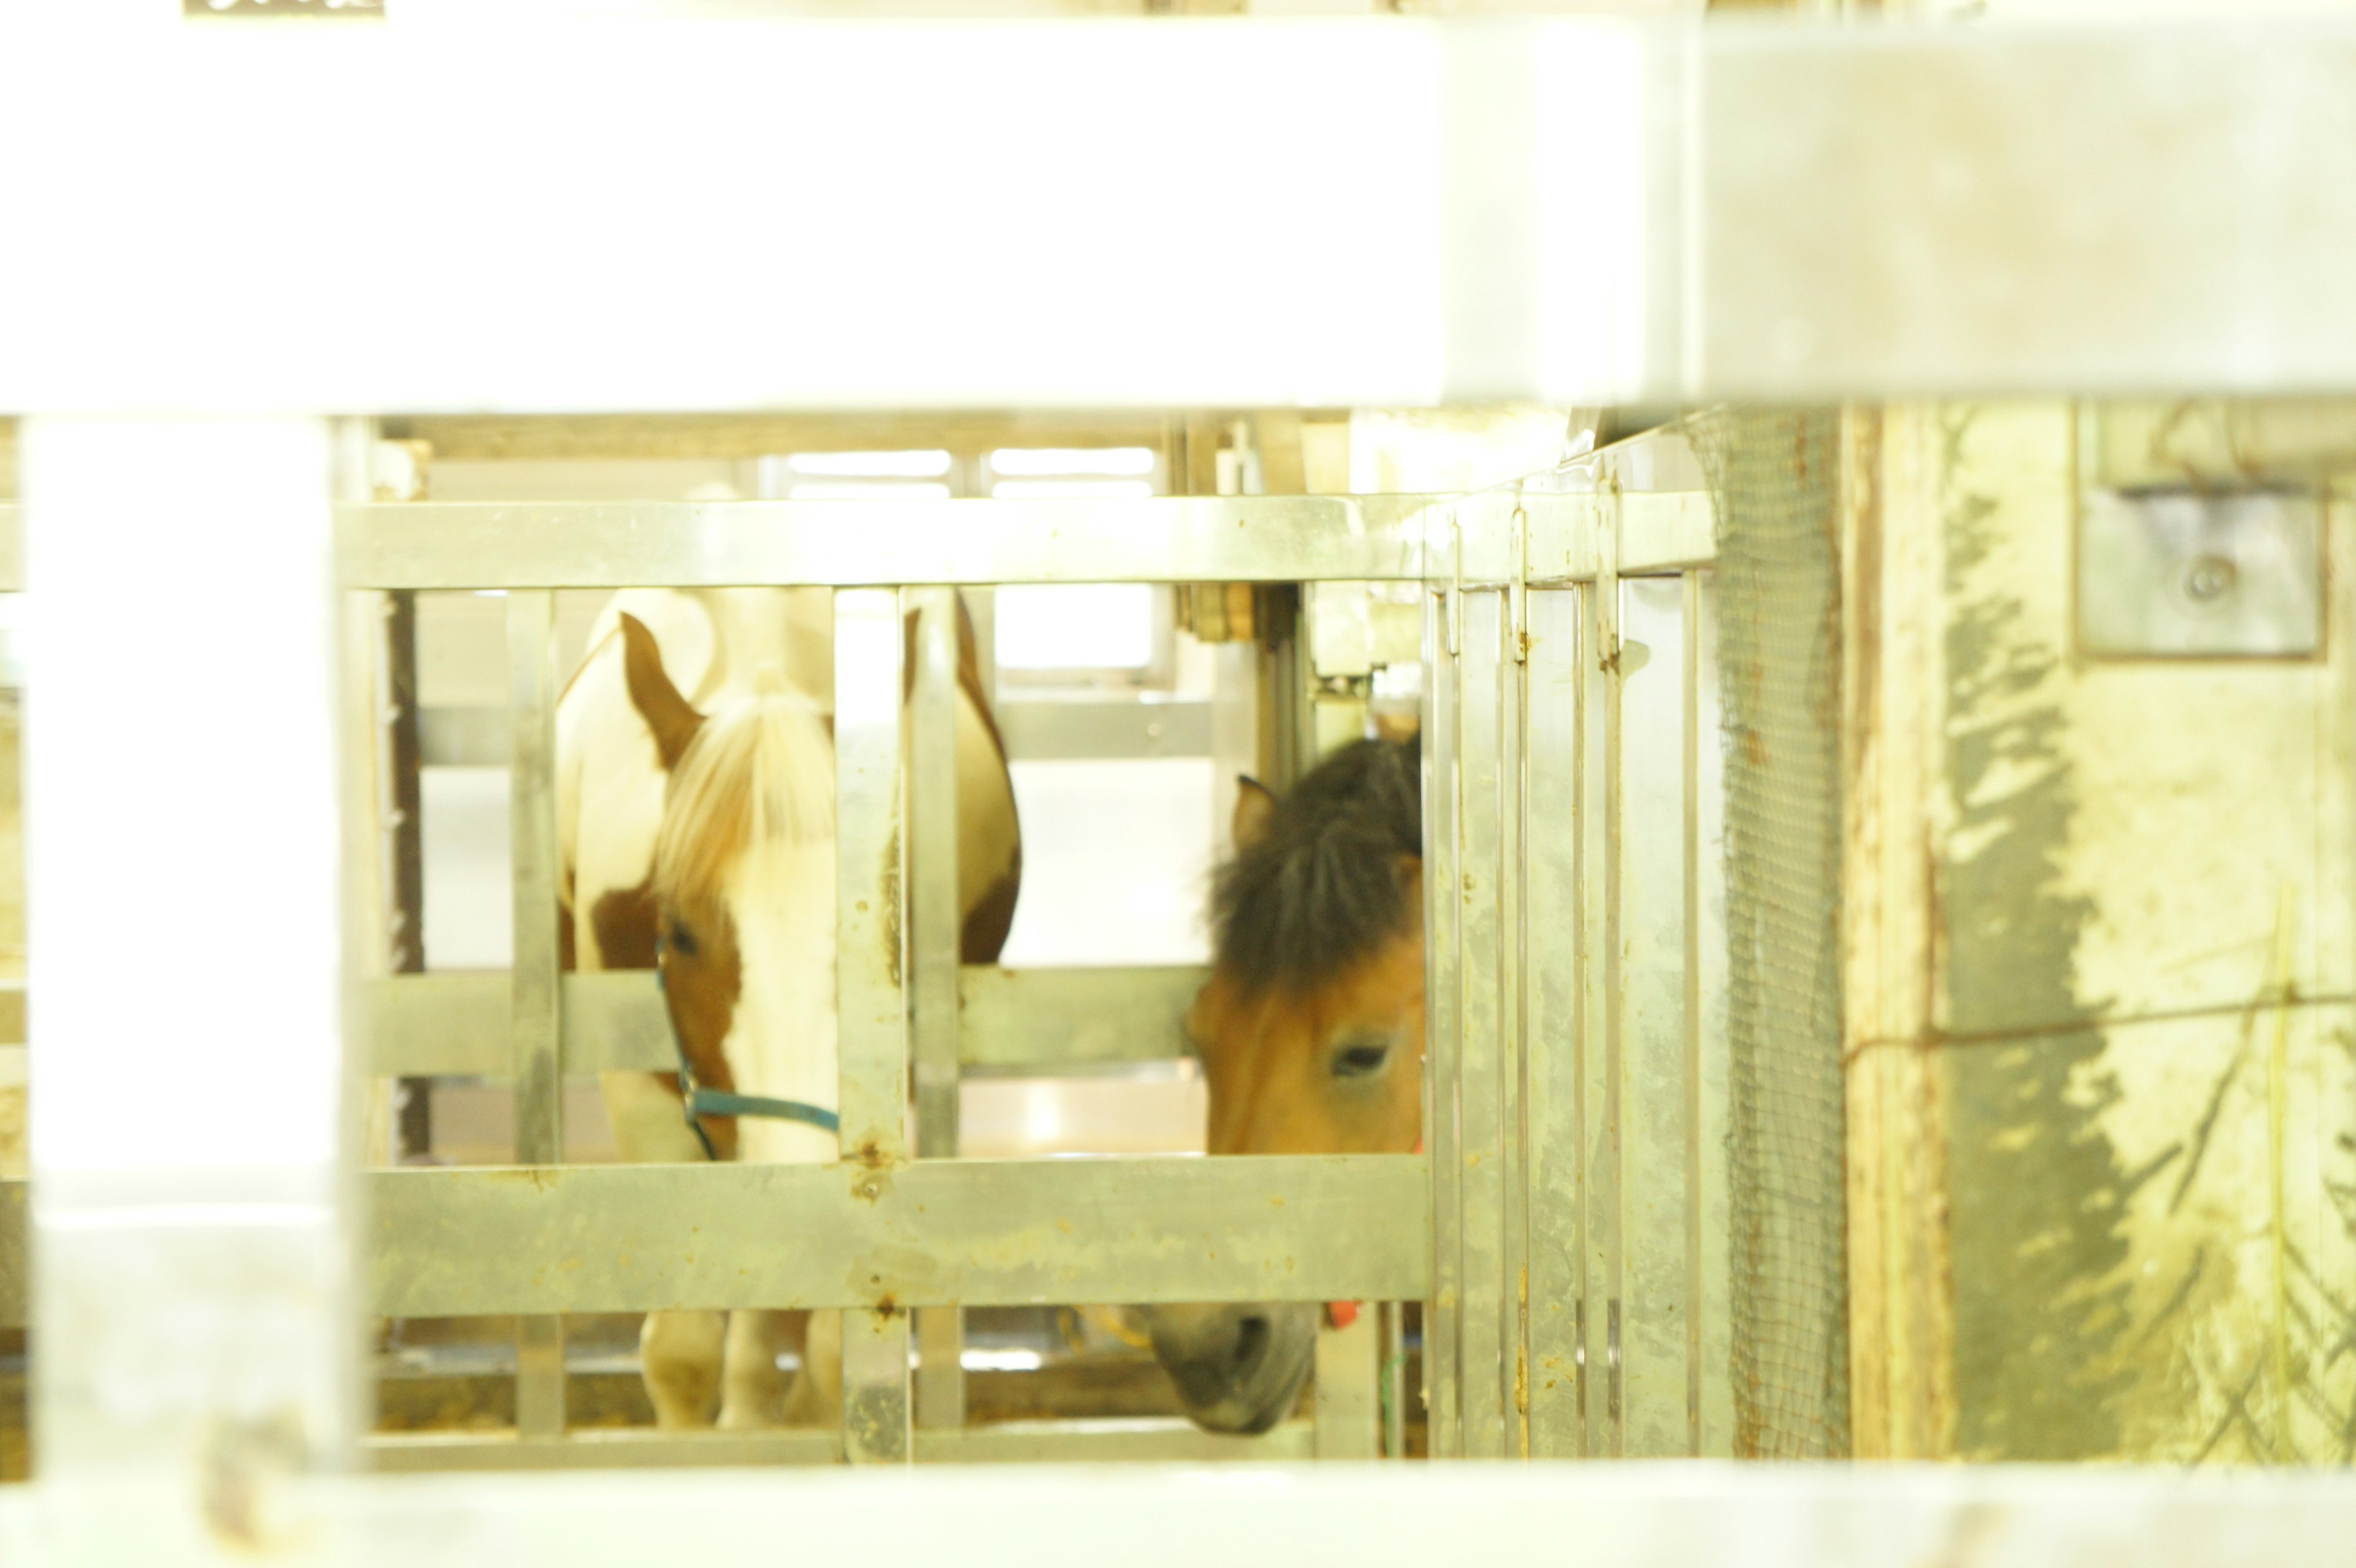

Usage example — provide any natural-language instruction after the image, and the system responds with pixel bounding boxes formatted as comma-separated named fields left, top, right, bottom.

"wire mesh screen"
left=1691, top=407, right=1851, bottom=1460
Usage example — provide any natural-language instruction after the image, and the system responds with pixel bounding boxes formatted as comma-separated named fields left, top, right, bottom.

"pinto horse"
left=558, top=587, right=1019, bottom=1429
left=1146, top=736, right=1424, bottom=1433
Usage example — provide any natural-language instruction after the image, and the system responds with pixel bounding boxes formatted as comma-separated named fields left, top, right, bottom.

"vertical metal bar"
left=1314, top=1310, right=1380, bottom=1459
left=835, top=586, right=911, bottom=1464
left=1523, top=585, right=1584, bottom=1458
left=26, top=417, right=353, bottom=1515
left=1582, top=507, right=1625, bottom=1458
left=1382, top=1299, right=1407, bottom=1458
left=907, top=586, right=964, bottom=1434
left=1498, top=577, right=1530, bottom=1458
left=385, top=589, right=431, bottom=1159
left=1688, top=570, right=1736, bottom=1456
left=1617, top=574, right=1691, bottom=1456
left=1420, top=586, right=1463, bottom=1459
left=1455, top=587, right=1507, bottom=1459
left=507, top=588, right=566, bottom=1440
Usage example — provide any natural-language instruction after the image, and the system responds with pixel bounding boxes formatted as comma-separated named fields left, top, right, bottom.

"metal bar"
left=363, top=1419, right=1314, bottom=1472
left=992, top=698, right=1212, bottom=761
left=0, top=1177, right=23, bottom=1329
left=1582, top=509, right=1625, bottom=1458
left=843, top=1307, right=911, bottom=1465
left=363, top=966, right=1214, bottom=1080
left=908, top=587, right=964, bottom=1434
left=1688, top=569, right=1735, bottom=1456
left=368, top=1156, right=1429, bottom=1318
left=385, top=588, right=431, bottom=1161
left=1617, top=574, right=1692, bottom=1456
left=507, top=588, right=566, bottom=1440
left=1524, top=491, right=1716, bottom=585
left=1499, top=553, right=1531, bottom=1459
left=835, top=586, right=909, bottom=1464
left=1314, top=1310, right=1381, bottom=1460
left=909, top=589, right=962, bottom=1159
left=1421, top=586, right=1465, bottom=1459
left=337, top=497, right=1443, bottom=590
left=1522, top=586, right=1584, bottom=1458
left=1382, top=1299, right=1408, bottom=1459
left=1454, top=588, right=1509, bottom=1459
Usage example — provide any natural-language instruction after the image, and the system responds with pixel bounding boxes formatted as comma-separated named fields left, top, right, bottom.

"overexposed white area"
left=21, top=419, right=342, bottom=1174
left=961, top=1071, right=1206, bottom=1158
left=18, top=417, right=352, bottom=1487
left=996, top=759, right=1214, bottom=968
left=422, top=768, right=514, bottom=970
left=0, top=18, right=1452, bottom=411
left=8, top=1459, right=2356, bottom=1568
left=996, top=585, right=1158, bottom=671
left=990, top=447, right=1155, bottom=477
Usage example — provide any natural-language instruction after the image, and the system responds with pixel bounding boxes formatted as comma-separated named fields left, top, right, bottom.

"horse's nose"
left=1228, top=1312, right=1271, bottom=1374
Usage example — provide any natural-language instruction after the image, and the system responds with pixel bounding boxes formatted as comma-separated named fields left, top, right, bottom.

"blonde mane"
left=652, top=685, right=836, bottom=912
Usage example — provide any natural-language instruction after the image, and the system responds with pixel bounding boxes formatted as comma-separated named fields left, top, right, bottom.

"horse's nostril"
left=1232, top=1313, right=1270, bottom=1372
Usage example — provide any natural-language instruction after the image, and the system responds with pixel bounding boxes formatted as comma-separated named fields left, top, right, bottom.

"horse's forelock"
left=1212, top=737, right=1422, bottom=997
left=652, top=693, right=836, bottom=912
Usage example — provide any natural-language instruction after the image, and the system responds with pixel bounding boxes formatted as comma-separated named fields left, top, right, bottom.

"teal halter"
left=655, top=947, right=839, bottom=1159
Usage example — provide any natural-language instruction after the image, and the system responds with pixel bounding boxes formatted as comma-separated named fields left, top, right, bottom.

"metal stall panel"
left=1453, top=589, right=1511, bottom=1458
left=1688, top=571, right=1734, bottom=1457
left=1522, top=585, right=1585, bottom=1457
left=1617, top=575, right=1693, bottom=1456
left=1580, top=511, right=1625, bottom=1458
left=906, top=588, right=965, bottom=1434
left=834, top=588, right=911, bottom=1464
left=1422, top=583, right=1465, bottom=1459
left=507, top=589, right=568, bottom=1440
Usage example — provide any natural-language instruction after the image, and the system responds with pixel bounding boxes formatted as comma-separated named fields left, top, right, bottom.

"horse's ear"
left=1232, top=776, right=1277, bottom=851
left=619, top=613, right=704, bottom=772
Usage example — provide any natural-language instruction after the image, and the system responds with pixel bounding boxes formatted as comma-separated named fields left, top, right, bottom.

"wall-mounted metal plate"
left=2077, top=487, right=2322, bottom=658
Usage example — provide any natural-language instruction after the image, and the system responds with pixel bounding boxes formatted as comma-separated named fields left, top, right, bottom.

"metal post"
left=1582, top=497, right=1625, bottom=1458
left=1314, top=1308, right=1380, bottom=1459
left=1454, top=587, right=1509, bottom=1459
left=1618, top=572, right=1692, bottom=1456
left=835, top=587, right=911, bottom=1464
left=907, top=586, right=964, bottom=1433
left=1382, top=1299, right=1408, bottom=1458
left=385, top=588, right=431, bottom=1161
left=25, top=418, right=352, bottom=1550
left=1687, top=569, right=1734, bottom=1456
left=1420, top=584, right=1464, bottom=1459
left=507, top=589, right=566, bottom=1440
left=1523, top=586, right=1584, bottom=1458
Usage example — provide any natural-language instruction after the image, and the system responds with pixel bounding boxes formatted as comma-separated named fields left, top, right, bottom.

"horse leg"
left=601, top=1070, right=724, bottom=1428
left=779, top=1309, right=844, bottom=1428
left=717, top=1309, right=793, bottom=1429
left=639, top=1310, right=725, bottom=1429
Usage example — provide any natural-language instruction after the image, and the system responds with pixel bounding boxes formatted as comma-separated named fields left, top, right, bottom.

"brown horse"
left=559, top=587, right=1020, bottom=1429
left=1147, top=736, right=1424, bottom=1433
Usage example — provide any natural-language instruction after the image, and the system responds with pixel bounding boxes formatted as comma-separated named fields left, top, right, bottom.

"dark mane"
left=1212, top=737, right=1422, bottom=996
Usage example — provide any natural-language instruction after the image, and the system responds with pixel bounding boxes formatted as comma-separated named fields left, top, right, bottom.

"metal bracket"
left=2077, top=485, right=2322, bottom=658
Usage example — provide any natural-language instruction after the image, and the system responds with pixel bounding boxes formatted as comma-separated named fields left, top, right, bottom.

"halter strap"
left=655, top=948, right=839, bottom=1158
left=683, top=1088, right=839, bottom=1134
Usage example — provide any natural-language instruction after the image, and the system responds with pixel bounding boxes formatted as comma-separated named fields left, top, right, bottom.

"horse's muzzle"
left=1140, top=1301, right=1317, bottom=1436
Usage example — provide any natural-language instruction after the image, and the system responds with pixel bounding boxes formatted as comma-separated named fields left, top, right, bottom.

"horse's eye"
left=1333, top=1039, right=1390, bottom=1078
left=667, top=921, right=698, bottom=959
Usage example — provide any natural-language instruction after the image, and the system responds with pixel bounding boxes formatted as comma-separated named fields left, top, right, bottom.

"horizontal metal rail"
left=418, top=699, right=1216, bottom=767
left=369, top=1154, right=1428, bottom=1317
left=365, top=1418, right=1311, bottom=1472
left=337, top=498, right=1444, bottom=589
left=364, top=966, right=1206, bottom=1078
